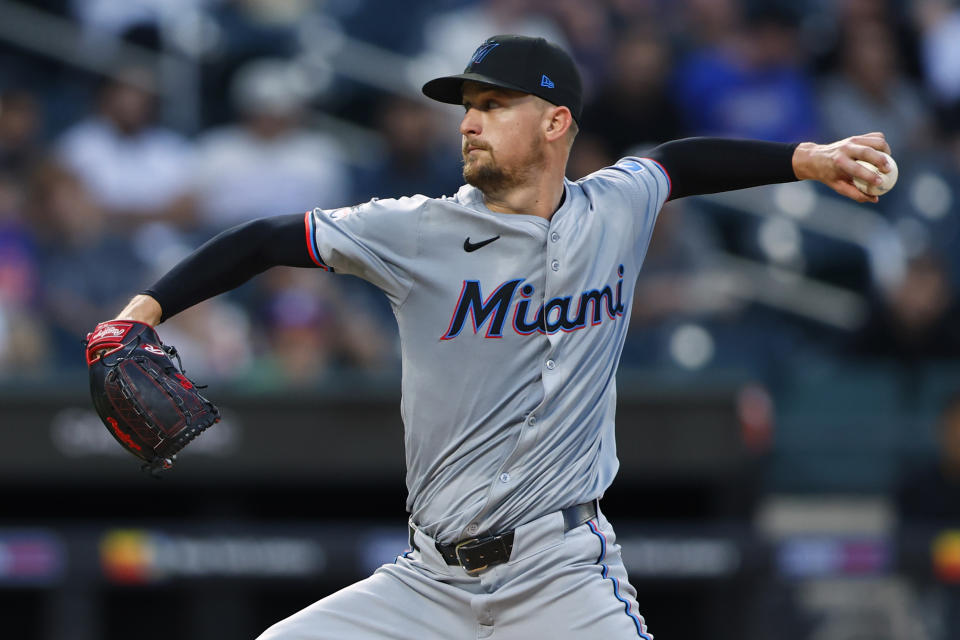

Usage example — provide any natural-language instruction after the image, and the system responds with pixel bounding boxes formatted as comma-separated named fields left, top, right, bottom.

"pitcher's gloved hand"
left=84, top=320, right=220, bottom=476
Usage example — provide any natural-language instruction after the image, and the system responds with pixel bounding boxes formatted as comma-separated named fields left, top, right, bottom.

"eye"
left=485, top=100, right=499, bottom=109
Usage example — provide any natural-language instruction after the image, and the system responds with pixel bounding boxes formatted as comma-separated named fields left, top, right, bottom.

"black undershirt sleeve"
left=142, top=213, right=318, bottom=323
left=645, top=137, right=800, bottom=201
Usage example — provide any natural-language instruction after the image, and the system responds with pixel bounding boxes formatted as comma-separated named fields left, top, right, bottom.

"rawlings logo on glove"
left=141, top=344, right=165, bottom=356
left=90, top=323, right=132, bottom=341
left=85, top=320, right=221, bottom=475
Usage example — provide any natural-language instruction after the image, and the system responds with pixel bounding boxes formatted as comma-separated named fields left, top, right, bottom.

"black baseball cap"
left=422, top=35, right=583, bottom=125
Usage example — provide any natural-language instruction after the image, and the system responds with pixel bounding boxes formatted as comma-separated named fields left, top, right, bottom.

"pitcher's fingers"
left=834, top=179, right=878, bottom=203
left=851, top=133, right=891, bottom=155
left=837, top=153, right=882, bottom=185
left=851, top=144, right=894, bottom=172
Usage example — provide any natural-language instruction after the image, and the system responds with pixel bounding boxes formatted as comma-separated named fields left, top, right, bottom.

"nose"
left=460, top=107, right=481, bottom=137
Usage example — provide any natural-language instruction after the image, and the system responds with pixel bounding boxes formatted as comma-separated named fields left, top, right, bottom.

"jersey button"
left=545, top=359, right=556, bottom=370
left=551, top=232, right=560, bottom=242
left=527, top=415, right=537, bottom=426
left=465, top=523, right=480, bottom=536
left=499, top=472, right=511, bottom=483
left=551, top=260, right=560, bottom=271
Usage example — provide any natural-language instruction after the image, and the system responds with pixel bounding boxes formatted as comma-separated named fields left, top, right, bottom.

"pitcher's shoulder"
left=575, top=157, right=671, bottom=204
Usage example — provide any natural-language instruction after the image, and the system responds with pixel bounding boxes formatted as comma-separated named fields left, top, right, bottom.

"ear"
left=543, top=106, right=573, bottom=143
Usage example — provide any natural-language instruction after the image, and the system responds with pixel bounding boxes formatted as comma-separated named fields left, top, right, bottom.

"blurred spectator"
left=676, top=0, right=742, bottom=50
left=0, top=175, right=35, bottom=309
left=672, top=6, right=819, bottom=142
left=70, top=0, right=219, bottom=49
left=201, top=0, right=311, bottom=126
left=896, top=388, right=960, bottom=639
left=833, top=0, right=921, bottom=66
left=154, top=299, right=255, bottom=381
left=604, top=0, right=663, bottom=30
left=54, top=67, right=197, bottom=230
left=193, top=58, right=352, bottom=230
left=840, top=0, right=893, bottom=23
left=898, top=391, right=960, bottom=520
left=352, top=96, right=461, bottom=202
left=852, top=252, right=960, bottom=362
left=223, top=0, right=312, bottom=28
left=581, top=28, right=682, bottom=163
left=566, top=133, right=616, bottom=180
left=548, top=0, right=615, bottom=92
left=27, top=160, right=149, bottom=367
left=915, top=0, right=960, bottom=134
left=622, top=200, right=748, bottom=369
left=0, top=90, right=43, bottom=179
left=415, top=0, right=569, bottom=98
left=338, top=0, right=434, bottom=55
left=0, top=173, right=47, bottom=374
left=818, top=21, right=932, bottom=154
left=630, top=201, right=734, bottom=326
left=240, top=269, right=396, bottom=388
left=206, top=0, right=308, bottom=62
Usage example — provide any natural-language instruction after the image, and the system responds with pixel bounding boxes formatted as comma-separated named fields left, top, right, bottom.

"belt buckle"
left=454, top=538, right=486, bottom=575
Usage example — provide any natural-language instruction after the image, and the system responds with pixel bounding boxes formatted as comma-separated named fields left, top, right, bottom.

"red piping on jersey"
left=642, top=158, right=672, bottom=200
left=303, top=210, right=331, bottom=271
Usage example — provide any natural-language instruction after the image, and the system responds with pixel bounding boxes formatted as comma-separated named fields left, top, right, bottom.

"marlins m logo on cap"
left=470, top=42, right=500, bottom=65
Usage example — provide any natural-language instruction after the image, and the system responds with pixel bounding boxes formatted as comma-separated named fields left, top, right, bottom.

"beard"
left=462, top=135, right=545, bottom=196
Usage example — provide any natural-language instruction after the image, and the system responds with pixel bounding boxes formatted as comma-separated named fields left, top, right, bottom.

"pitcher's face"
left=459, top=83, right=547, bottom=195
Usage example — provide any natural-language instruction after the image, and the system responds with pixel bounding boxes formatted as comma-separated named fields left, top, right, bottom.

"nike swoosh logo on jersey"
left=463, top=236, right=500, bottom=252
left=463, top=236, right=500, bottom=253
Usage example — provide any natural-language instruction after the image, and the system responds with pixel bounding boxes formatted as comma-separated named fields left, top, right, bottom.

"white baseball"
left=852, top=151, right=898, bottom=196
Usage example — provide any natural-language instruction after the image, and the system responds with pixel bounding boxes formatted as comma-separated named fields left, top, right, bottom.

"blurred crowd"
left=1, top=0, right=959, bottom=385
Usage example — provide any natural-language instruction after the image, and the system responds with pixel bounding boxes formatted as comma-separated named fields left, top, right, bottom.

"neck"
left=481, top=168, right=567, bottom=220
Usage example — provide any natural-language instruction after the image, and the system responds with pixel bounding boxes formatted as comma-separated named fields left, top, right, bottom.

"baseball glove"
left=84, top=320, right=220, bottom=475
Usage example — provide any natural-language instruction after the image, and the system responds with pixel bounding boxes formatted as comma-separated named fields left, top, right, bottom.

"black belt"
left=408, top=500, right=598, bottom=575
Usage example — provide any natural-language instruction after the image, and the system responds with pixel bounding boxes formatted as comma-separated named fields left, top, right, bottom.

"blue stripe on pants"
left=586, top=520, right=653, bottom=639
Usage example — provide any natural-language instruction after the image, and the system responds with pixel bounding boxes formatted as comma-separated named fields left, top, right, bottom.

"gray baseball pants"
left=257, top=507, right=652, bottom=639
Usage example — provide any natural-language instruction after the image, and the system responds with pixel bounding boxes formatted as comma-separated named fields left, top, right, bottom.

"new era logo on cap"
left=540, top=74, right=555, bottom=89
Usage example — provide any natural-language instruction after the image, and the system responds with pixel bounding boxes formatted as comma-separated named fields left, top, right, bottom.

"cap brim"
left=422, top=72, right=531, bottom=105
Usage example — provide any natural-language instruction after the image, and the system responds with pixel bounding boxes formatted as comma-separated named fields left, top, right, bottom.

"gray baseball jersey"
left=259, top=158, right=669, bottom=639
left=303, top=157, right=669, bottom=544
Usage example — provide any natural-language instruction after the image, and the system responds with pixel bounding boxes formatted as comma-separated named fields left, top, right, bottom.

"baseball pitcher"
left=87, top=35, right=895, bottom=638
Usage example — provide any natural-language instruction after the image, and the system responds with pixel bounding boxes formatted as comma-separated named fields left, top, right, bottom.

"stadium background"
left=1, top=0, right=960, bottom=638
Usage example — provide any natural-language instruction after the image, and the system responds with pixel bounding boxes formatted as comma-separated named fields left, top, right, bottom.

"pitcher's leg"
left=258, top=559, right=476, bottom=640
left=491, top=517, right=653, bottom=639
